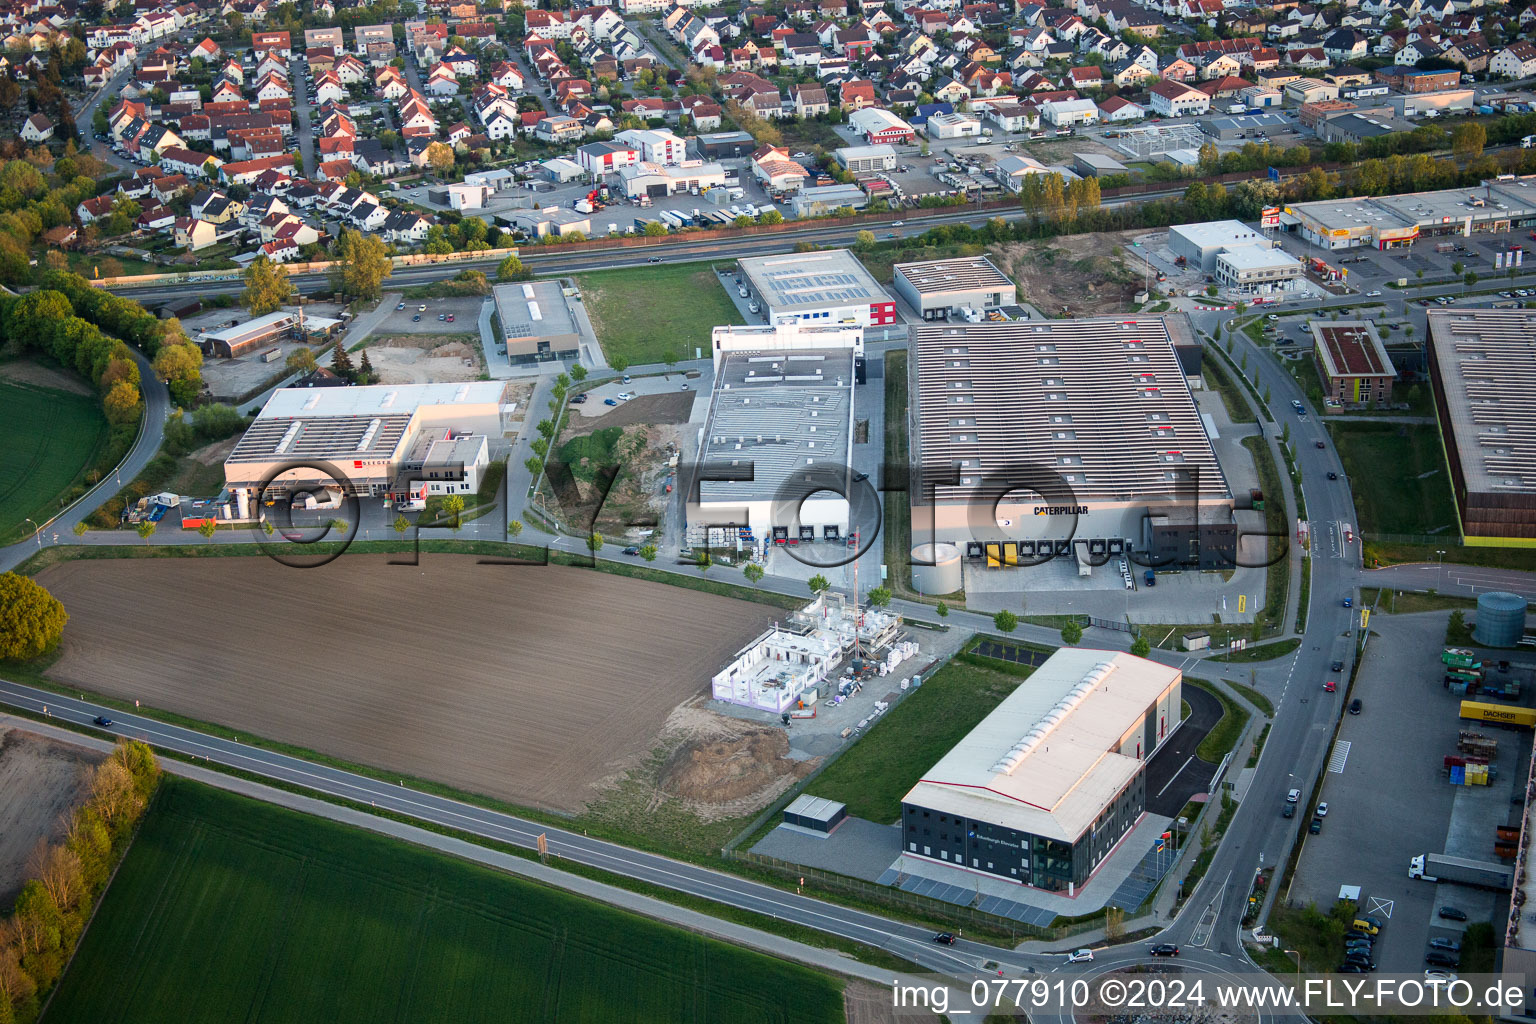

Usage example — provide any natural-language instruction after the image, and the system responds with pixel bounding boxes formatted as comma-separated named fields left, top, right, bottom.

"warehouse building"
left=616, top=159, right=727, bottom=198
left=908, top=316, right=1236, bottom=572
left=196, top=308, right=342, bottom=358
left=738, top=249, right=897, bottom=328
left=1213, top=244, right=1304, bottom=295
left=1427, top=309, right=1536, bottom=543
left=1168, top=219, right=1277, bottom=274
left=790, top=183, right=868, bottom=218
left=223, top=381, right=512, bottom=517
left=900, top=649, right=1182, bottom=892
left=1286, top=177, right=1536, bottom=250
left=1311, top=321, right=1396, bottom=405
left=491, top=280, right=581, bottom=364
left=687, top=323, right=860, bottom=552
left=891, top=255, right=1013, bottom=321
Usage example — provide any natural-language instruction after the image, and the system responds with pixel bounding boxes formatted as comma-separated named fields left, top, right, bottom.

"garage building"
left=900, top=649, right=1182, bottom=892
left=833, top=144, right=897, bottom=174
left=685, top=323, right=860, bottom=552
left=738, top=249, right=897, bottom=327
left=492, top=280, right=581, bottom=364
left=223, top=381, right=513, bottom=516
left=616, top=159, right=727, bottom=198
left=891, top=255, right=1013, bottom=321
left=1427, top=309, right=1536, bottom=543
left=1311, top=320, right=1396, bottom=405
left=908, top=316, right=1236, bottom=572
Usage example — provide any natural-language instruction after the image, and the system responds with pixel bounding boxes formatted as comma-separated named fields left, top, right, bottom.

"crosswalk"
left=1328, top=740, right=1352, bottom=773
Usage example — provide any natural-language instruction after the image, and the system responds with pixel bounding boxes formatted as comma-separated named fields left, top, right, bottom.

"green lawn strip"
left=1327, top=421, right=1459, bottom=537
left=1241, top=434, right=1289, bottom=639
left=1363, top=539, right=1536, bottom=573
left=880, top=349, right=959, bottom=608
left=1246, top=723, right=1271, bottom=768
left=1296, top=554, right=1310, bottom=634
left=0, top=375, right=111, bottom=545
left=1224, top=678, right=1275, bottom=717
left=45, top=777, right=847, bottom=1024
left=1360, top=586, right=1479, bottom=615
left=1212, top=637, right=1300, bottom=664
left=1188, top=677, right=1249, bottom=764
left=1266, top=901, right=1359, bottom=973
left=1200, top=349, right=1257, bottom=425
left=572, top=262, right=744, bottom=369
left=806, top=657, right=1033, bottom=824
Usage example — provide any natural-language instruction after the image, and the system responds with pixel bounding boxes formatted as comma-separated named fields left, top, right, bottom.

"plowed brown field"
left=39, top=555, right=775, bottom=812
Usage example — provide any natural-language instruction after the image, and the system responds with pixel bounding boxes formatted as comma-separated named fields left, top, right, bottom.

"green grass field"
left=0, top=374, right=108, bottom=545
left=807, top=656, right=1031, bottom=823
left=46, top=779, right=845, bottom=1024
left=1328, top=421, right=1459, bottom=536
left=572, top=262, right=744, bottom=369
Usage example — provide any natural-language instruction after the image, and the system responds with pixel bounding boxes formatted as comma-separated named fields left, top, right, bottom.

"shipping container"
left=1460, top=700, right=1536, bottom=728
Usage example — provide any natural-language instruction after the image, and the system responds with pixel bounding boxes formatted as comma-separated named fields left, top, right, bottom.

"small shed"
left=1182, top=630, right=1212, bottom=651
left=781, top=795, right=847, bottom=836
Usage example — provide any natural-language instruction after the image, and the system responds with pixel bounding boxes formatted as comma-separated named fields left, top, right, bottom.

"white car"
left=1425, top=969, right=1458, bottom=982
left=1366, top=290, right=1383, bottom=297
left=616, top=391, right=635, bottom=401
left=1067, top=948, right=1094, bottom=963
left=1316, top=802, right=1328, bottom=817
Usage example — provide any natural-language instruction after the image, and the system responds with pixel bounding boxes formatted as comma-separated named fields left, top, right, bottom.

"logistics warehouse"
left=900, top=649, right=1182, bottom=893
left=906, top=315, right=1236, bottom=575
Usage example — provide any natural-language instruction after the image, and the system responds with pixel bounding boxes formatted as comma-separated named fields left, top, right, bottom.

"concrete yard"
left=37, top=555, right=778, bottom=813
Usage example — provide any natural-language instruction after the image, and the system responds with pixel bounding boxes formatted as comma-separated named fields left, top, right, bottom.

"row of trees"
left=0, top=741, right=160, bottom=1024
left=0, top=290, right=146, bottom=428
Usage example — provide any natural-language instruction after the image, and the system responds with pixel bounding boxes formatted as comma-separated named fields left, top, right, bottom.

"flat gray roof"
left=739, top=249, right=887, bottom=313
left=1428, top=309, right=1536, bottom=496
left=911, top=316, right=1231, bottom=506
left=698, top=346, right=855, bottom=504
left=492, top=280, right=576, bottom=342
left=894, top=255, right=1012, bottom=296
left=1169, top=219, right=1269, bottom=250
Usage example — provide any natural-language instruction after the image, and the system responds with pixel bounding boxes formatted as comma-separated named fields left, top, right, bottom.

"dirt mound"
left=990, top=228, right=1144, bottom=316
left=428, top=341, right=476, bottom=360
left=660, top=724, right=815, bottom=806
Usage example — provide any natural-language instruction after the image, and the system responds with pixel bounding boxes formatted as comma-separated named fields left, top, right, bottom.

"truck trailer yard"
left=33, top=555, right=778, bottom=813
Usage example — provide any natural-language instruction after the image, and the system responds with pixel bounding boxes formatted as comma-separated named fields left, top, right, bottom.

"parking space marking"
left=1367, top=896, right=1394, bottom=919
left=1328, top=740, right=1352, bottom=773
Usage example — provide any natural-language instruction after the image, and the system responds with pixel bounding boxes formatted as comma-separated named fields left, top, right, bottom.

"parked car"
left=1338, top=963, right=1371, bottom=974
left=1287, top=788, right=1300, bottom=802
left=1426, top=951, right=1460, bottom=968
left=603, top=398, right=618, bottom=406
left=680, top=383, right=690, bottom=390
left=1316, top=803, right=1328, bottom=817
left=1438, top=906, right=1468, bottom=921
left=1349, top=698, right=1363, bottom=715
left=396, top=302, right=406, bottom=310
left=1150, top=944, right=1179, bottom=957
left=438, top=313, right=446, bottom=321
left=569, top=394, right=588, bottom=404
left=622, top=375, right=632, bottom=384
left=412, top=314, right=421, bottom=322
left=418, top=304, right=426, bottom=311
left=1066, top=949, right=1094, bottom=963
left=1425, top=969, right=1458, bottom=982
left=446, top=314, right=455, bottom=322
left=1282, top=803, right=1295, bottom=818
left=616, top=391, right=634, bottom=401
left=1310, top=817, right=1323, bottom=834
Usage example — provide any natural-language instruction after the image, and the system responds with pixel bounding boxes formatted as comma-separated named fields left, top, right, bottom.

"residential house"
left=1148, top=79, right=1211, bottom=115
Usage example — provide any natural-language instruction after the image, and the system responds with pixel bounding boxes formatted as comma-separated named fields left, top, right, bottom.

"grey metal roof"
left=739, top=249, right=886, bottom=312
left=894, top=255, right=1012, bottom=296
left=1428, top=309, right=1536, bottom=496
left=698, top=347, right=855, bottom=504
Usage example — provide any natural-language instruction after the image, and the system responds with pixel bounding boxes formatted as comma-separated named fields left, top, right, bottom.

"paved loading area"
left=1286, top=610, right=1528, bottom=973
left=1146, top=683, right=1223, bottom=817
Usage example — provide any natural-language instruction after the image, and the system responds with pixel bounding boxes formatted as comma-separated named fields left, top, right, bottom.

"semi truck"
left=1408, top=853, right=1514, bottom=889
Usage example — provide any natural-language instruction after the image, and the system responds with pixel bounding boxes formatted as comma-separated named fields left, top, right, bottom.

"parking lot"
left=1288, top=609, right=1529, bottom=973
left=375, top=295, right=484, bottom=334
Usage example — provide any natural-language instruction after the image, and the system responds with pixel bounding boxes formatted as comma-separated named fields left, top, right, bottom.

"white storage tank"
left=910, top=542, right=962, bottom=595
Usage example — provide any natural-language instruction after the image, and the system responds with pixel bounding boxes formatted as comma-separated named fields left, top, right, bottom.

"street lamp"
left=1284, top=948, right=1302, bottom=984
left=1437, top=549, right=1447, bottom=590
left=22, top=518, right=41, bottom=548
